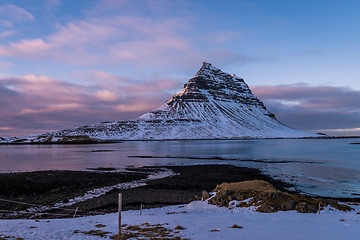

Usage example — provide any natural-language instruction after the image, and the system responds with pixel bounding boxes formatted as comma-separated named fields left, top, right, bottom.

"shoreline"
left=1, top=135, right=360, bottom=145
left=1, top=164, right=359, bottom=219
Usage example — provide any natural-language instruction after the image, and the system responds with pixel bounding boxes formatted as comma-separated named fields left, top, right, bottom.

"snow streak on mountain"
left=1, top=62, right=318, bottom=143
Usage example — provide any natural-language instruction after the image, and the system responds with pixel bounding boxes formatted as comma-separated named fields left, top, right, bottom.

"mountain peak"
left=195, top=62, right=219, bottom=76
left=167, top=62, right=264, bottom=107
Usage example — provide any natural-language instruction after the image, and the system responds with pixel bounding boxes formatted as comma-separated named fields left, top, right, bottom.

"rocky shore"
left=208, top=180, right=354, bottom=213
left=0, top=165, right=358, bottom=219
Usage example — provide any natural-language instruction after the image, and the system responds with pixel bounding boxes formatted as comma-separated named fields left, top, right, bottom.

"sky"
left=0, top=0, right=360, bottom=137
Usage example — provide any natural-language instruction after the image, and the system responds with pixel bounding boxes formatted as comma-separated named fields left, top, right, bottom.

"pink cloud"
left=0, top=15, right=195, bottom=67
left=115, top=103, right=157, bottom=112
left=10, top=39, right=51, bottom=57
left=250, top=84, right=360, bottom=134
left=0, top=9, right=252, bottom=71
left=1, top=74, right=359, bottom=137
left=0, top=30, right=16, bottom=38
left=95, top=90, right=118, bottom=102
left=0, top=4, right=34, bottom=23
left=0, top=72, right=181, bottom=137
left=0, top=20, right=13, bottom=28
left=6, top=75, right=85, bottom=100
left=49, top=21, right=118, bottom=45
left=251, top=84, right=359, bottom=110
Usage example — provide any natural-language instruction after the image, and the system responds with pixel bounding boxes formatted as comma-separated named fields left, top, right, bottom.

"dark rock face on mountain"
left=180, top=63, right=264, bottom=105
left=139, top=62, right=271, bottom=122
left=1, top=63, right=317, bottom=144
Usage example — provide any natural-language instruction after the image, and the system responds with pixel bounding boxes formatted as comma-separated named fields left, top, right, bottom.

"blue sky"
left=0, top=0, right=360, bottom=136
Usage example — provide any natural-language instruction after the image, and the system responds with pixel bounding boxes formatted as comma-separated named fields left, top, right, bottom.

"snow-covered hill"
left=1, top=62, right=318, bottom=144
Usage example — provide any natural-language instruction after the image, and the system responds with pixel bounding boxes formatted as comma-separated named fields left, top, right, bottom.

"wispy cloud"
left=0, top=16, right=194, bottom=66
left=0, top=30, right=16, bottom=38
left=0, top=4, right=34, bottom=27
left=0, top=73, right=180, bottom=136
left=2, top=74, right=359, bottom=137
left=0, top=1, right=253, bottom=71
left=252, top=84, right=360, bottom=110
left=251, top=84, right=360, bottom=135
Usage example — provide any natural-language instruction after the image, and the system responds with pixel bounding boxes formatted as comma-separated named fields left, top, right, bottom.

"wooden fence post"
left=118, top=193, right=122, bottom=238
left=73, top=207, right=78, bottom=218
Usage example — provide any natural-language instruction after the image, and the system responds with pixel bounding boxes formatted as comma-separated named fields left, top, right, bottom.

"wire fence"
left=0, top=197, right=108, bottom=218
left=1, top=194, right=126, bottom=238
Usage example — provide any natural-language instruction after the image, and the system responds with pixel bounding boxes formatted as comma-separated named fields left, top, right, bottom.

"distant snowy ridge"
left=0, top=62, right=318, bottom=144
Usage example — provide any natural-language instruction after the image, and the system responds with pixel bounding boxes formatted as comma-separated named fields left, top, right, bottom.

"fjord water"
left=1, top=139, right=359, bottom=198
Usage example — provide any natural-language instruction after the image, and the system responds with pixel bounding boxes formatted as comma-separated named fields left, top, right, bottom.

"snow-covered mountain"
left=1, top=62, right=318, bottom=143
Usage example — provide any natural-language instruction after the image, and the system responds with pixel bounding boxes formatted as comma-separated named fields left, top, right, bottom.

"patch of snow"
left=1, top=201, right=359, bottom=240
left=12, top=169, right=175, bottom=217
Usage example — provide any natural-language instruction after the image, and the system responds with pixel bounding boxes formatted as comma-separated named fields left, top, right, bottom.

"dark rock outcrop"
left=208, top=180, right=353, bottom=213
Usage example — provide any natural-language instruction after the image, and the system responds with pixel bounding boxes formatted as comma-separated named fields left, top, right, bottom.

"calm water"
left=1, top=139, right=360, bottom=198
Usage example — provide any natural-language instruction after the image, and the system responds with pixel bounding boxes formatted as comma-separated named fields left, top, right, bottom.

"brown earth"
left=0, top=165, right=291, bottom=218
left=0, top=165, right=358, bottom=219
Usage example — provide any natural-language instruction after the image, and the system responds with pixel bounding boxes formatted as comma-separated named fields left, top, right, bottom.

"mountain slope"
left=1, top=63, right=318, bottom=143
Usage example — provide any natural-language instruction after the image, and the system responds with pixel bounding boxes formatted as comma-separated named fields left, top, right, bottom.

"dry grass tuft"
left=231, top=224, right=243, bottom=229
left=174, top=225, right=185, bottom=230
left=95, top=224, right=107, bottom=228
left=0, top=236, right=24, bottom=240
left=210, top=180, right=354, bottom=213
left=73, top=229, right=110, bottom=238
left=111, top=222, right=189, bottom=240
left=215, top=180, right=277, bottom=192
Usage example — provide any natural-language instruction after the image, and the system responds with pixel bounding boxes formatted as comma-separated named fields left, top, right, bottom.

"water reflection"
left=1, top=139, right=360, bottom=197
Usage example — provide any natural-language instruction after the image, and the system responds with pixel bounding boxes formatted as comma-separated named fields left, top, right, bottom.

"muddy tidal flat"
left=1, top=165, right=296, bottom=219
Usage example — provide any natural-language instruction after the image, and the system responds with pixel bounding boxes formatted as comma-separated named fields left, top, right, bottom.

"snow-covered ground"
left=1, top=200, right=359, bottom=240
